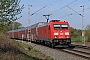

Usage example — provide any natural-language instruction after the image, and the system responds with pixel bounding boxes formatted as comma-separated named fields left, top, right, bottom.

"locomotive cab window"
left=54, top=25, right=61, bottom=30
left=54, top=24, right=68, bottom=30
left=61, top=24, right=68, bottom=29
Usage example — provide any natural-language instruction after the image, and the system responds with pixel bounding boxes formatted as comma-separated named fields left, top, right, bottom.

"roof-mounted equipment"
left=50, top=20, right=60, bottom=22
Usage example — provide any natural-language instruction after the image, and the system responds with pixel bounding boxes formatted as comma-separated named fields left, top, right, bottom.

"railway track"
left=41, top=43, right=90, bottom=60
left=62, top=49, right=89, bottom=58
left=57, top=46, right=90, bottom=60
left=42, top=43, right=90, bottom=60
left=70, top=44, right=90, bottom=49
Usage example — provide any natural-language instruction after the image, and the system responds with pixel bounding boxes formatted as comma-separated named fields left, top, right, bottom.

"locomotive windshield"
left=54, top=24, right=68, bottom=30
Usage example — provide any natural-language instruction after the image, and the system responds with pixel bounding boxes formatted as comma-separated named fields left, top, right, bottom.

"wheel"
left=49, top=43, right=55, bottom=48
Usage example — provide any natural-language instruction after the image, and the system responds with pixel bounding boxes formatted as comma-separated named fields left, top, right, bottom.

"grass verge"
left=0, top=34, right=54, bottom=60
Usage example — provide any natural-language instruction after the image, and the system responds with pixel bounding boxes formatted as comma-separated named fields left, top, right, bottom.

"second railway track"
left=56, top=45, right=90, bottom=60
left=60, top=49, right=90, bottom=59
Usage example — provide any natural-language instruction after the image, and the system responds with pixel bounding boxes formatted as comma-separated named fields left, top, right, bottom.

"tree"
left=70, top=27, right=81, bottom=37
left=7, top=22, right=23, bottom=30
left=0, top=0, right=24, bottom=22
left=0, top=0, right=24, bottom=33
left=85, top=25, right=90, bottom=42
left=85, top=25, right=90, bottom=30
left=13, top=22, right=23, bottom=29
left=70, top=27, right=82, bottom=42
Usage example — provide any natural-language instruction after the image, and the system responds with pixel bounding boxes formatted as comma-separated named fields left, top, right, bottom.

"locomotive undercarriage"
left=51, top=39, right=71, bottom=47
left=53, top=39, right=71, bottom=44
left=35, top=38, right=71, bottom=48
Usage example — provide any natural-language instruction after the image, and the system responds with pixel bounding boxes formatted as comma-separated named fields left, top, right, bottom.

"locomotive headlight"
left=54, top=33, right=58, bottom=35
left=65, top=32, right=69, bottom=35
left=55, top=36, right=58, bottom=38
left=66, top=36, right=68, bottom=38
left=55, top=36, right=57, bottom=38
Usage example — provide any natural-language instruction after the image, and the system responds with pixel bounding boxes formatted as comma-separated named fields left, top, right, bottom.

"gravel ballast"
left=30, top=43, right=88, bottom=60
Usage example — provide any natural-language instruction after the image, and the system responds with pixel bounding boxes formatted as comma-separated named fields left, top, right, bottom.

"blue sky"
left=17, top=0, right=90, bottom=29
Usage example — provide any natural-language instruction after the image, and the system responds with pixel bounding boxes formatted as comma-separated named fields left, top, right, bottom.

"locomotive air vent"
left=50, top=20, right=60, bottom=22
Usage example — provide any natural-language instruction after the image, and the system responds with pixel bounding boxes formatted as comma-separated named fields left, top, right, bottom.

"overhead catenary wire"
left=31, top=0, right=81, bottom=22
left=67, top=6, right=82, bottom=16
left=53, top=0, right=90, bottom=18
left=44, top=0, right=61, bottom=12
left=30, top=0, right=89, bottom=18
left=30, top=0, right=61, bottom=23
left=50, top=0, right=77, bottom=15
left=30, top=0, right=90, bottom=23
left=60, top=14, right=73, bottom=18
left=60, top=7, right=90, bottom=18
left=30, top=6, right=46, bottom=16
left=71, top=0, right=89, bottom=7
left=50, top=0, right=90, bottom=19
left=30, top=15, right=44, bottom=24
left=31, top=0, right=60, bottom=17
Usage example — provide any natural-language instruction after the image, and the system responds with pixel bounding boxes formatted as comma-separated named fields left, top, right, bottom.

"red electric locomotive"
left=37, top=20, right=71, bottom=47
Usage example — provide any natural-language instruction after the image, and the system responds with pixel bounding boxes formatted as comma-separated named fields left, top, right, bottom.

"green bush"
left=71, top=36, right=89, bottom=42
